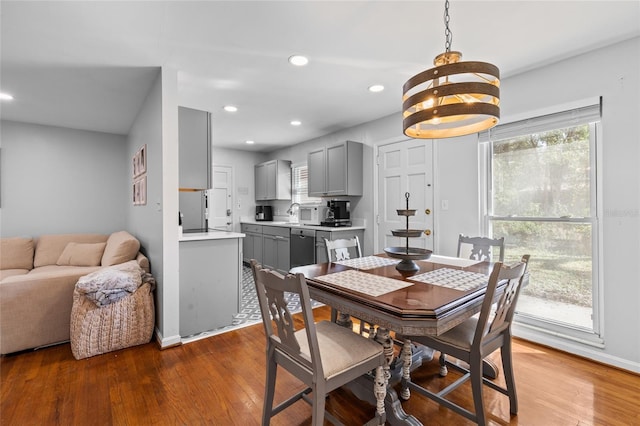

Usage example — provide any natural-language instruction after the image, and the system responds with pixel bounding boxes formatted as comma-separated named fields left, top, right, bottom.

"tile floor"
left=230, top=265, right=321, bottom=327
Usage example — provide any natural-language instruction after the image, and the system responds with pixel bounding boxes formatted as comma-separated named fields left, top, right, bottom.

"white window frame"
left=479, top=100, right=604, bottom=347
left=291, top=162, right=322, bottom=205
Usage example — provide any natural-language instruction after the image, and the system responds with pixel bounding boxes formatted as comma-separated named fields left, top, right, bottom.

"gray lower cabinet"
left=262, top=226, right=290, bottom=274
left=241, top=223, right=263, bottom=264
left=316, top=229, right=365, bottom=263
left=179, top=238, right=241, bottom=337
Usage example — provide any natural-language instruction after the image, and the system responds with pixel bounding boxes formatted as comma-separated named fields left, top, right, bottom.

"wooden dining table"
left=290, top=253, right=501, bottom=426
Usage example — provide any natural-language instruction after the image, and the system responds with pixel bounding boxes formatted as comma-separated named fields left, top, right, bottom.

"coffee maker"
left=321, top=200, right=351, bottom=227
left=255, top=205, right=273, bottom=221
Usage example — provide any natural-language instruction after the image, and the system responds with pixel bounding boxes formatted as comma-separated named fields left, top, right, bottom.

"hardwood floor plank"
left=2, top=306, right=639, bottom=425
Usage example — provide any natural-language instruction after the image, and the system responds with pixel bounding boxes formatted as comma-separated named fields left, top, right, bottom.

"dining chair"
left=457, top=234, right=505, bottom=262
left=324, top=235, right=362, bottom=262
left=323, top=236, right=371, bottom=334
left=250, top=259, right=387, bottom=426
left=404, top=255, right=530, bottom=426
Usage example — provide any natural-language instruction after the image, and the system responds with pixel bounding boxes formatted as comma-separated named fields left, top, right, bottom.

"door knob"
left=424, top=229, right=431, bottom=236
left=425, top=209, right=431, bottom=215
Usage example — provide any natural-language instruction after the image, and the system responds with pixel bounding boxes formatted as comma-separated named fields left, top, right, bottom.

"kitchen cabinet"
left=255, top=159, right=291, bottom=200
left=308, top=141, right=363, bottom=197
left=179, top=107, right=211, bottom=230
left=241, top=223, right=263, bottom=264
left=179, top=106, right=211, bottom=189
left=179, top=238, right=241, bottom=337
left=316, top=229, right=365, bottom=263
left=262, top=226, right=290, bottom=274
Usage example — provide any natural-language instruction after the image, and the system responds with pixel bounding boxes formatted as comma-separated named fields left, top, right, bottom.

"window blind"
left=291, top=164, right=321, bottom=204
left=479, top=99, right=601, bottom=143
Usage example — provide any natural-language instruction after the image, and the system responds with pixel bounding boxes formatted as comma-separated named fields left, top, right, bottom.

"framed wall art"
left=132, top=144, right=148, bottom=205
left=133, top=144, right=147, bottom=178
left=133, top=175, right=147, bottom=206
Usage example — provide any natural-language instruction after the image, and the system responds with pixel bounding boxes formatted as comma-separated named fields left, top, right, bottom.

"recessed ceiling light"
left=245, top=140, right=255, bottom=145
left=290, top=120, right=302, bottom=126
left=223, top=105, right=238, bottom=112
left=0, top=92, right=14, bottom=101
left=368, top=85, right=385, bottom=93
left=288, top=55, right=309, bottom=66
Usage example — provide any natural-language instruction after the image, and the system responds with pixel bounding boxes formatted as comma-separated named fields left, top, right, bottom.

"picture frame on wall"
left=133, top=175, right=147, bottom=206
left=138, top=144, right=147, bottom=176
left=132, top=144, right=148, bottom=205
left=133, top=144, right=147, bottom=178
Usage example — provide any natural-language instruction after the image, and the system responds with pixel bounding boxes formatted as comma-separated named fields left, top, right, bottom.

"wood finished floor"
left=2, top=305, right=639, bottom=426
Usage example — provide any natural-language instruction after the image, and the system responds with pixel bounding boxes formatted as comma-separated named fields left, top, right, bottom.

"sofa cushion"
left=34, top=234, right=108, bottom=268
left=101, top=231, right=140, bottom=267
left=0, top=237, right=34, bottom=270
left=0, top=269, right=29, bottom=281
left=56, top=242, right=107, bottom=267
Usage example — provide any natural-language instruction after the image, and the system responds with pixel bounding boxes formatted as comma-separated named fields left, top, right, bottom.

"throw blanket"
left=76, top=260, right=155, bottom=307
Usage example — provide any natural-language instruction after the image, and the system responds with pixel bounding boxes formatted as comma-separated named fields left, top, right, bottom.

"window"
left=480, top=101, right=602, bottom=343
left=291, top=163, right=322, bottom=205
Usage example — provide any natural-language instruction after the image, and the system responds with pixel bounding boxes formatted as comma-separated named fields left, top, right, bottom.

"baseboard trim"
left=514, top=325, right=639, bottom=374
left=154, top=328, right=182, bottom=349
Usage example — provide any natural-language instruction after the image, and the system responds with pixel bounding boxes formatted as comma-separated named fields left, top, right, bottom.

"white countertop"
left=241, top=219, right=365, bottom=232
left=179, top=229, right=245, bottom=242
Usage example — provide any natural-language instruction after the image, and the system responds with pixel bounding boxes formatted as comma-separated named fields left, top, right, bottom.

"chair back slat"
left=324, top=236, right=362, bottom=262
left=457, top=234, right=505, bottom=262
left=263, top=286, right=299, bottom=351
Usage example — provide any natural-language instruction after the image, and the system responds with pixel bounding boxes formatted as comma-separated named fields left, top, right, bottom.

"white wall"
left=0, top=120, right=128, bottom=237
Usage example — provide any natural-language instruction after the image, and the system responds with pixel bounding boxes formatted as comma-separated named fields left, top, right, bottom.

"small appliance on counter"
left=255, top=205, right=273, bottom=221
left=298, top=204, right=328, bottom=226
left=320, top=200, right=351, bottom=227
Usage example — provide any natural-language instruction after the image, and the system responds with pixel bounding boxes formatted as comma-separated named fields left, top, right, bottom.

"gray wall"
left=0, top=120, right=128, bottom=237
left=126, top=70, right=166, bottom=335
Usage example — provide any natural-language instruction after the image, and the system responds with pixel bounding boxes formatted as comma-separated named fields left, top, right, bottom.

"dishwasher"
left=290, top=228, right=316, bottom=268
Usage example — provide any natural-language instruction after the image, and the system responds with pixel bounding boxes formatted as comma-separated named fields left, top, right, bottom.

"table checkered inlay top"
left=408, top=268, right=488, bottom=291
left=314, top=269, right=413, bottom=297
left=334, top=255, right=400, bottom=270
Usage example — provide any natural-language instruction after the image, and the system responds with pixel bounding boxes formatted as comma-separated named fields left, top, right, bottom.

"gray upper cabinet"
left=255, top=159, right=291, bottom=200
left=308, top=141, right=363, bottom=197
left=179, top=106, right=211, bottom=189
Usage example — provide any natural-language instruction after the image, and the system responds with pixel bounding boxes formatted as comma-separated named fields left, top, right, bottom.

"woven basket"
left=70, top=282, right=155, bottom=360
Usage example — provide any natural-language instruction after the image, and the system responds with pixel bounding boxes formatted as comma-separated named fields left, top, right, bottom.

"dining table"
left=290, top=253, right=503, bottom=426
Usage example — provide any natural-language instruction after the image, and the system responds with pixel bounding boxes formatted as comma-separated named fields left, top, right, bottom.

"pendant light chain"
left=444, top=0, right=452, bottom=52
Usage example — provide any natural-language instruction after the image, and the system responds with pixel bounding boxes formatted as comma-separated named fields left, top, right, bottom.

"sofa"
left=0, top=231, right=150, bottom=355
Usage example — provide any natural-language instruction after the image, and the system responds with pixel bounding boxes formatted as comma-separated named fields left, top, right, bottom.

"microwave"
left=298, top=205, right=327, bottom=225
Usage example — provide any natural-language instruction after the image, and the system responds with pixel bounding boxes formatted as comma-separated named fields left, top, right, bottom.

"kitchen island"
left=179, top=229, right=245, bottom=338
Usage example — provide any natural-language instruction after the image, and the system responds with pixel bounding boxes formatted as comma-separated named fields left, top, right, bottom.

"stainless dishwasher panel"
left=290, top=228, right=316, bottom=268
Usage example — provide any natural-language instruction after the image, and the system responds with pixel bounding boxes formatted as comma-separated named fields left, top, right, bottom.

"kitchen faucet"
left=286, top=202, right=300, bottom=215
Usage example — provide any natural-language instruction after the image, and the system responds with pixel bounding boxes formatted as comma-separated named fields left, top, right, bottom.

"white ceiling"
left=1, top=1, right=639, bottom=152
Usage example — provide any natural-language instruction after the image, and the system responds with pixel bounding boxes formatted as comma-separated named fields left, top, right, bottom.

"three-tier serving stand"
left=384, top=192, right=432, bottom=272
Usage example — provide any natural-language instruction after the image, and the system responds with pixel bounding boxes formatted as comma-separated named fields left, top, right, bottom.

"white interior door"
left=210, top=165, right=233, bottom=231
left=377, top=139, right=434, bottom=252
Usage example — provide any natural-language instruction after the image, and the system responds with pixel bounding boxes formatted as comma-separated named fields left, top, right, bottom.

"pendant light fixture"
left=402, top=0, right=500, bottom=139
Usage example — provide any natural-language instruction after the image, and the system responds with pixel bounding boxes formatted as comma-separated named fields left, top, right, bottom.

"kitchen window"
left=480, top=100, right=602, bottom=345
left=291, top=163, right=322, bottom=205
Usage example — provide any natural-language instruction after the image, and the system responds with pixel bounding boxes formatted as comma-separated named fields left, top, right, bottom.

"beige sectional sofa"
left=0, top=231, right=150, bottom=355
